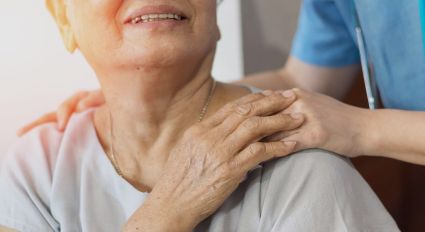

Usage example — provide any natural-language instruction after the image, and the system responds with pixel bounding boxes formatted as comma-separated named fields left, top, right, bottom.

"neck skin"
left=94, top=50, right=220, bottom=191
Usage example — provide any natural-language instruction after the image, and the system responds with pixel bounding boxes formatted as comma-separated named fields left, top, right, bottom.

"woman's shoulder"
left=4, top=109, right=96, bottom=163
left=0, top=109, right=101, bottom=231
left=0, top=109, right=99, bottom=187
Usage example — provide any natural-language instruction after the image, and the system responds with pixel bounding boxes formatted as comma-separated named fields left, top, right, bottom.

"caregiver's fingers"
left=232, top=141, right=297, bottom=173
left=225, top=113, right=304, bottom=152
left=56, top=91, right=92, bottom=130
left=17, top=112, right=57, bottom=137
left=75, top=90, right=105, bottom=112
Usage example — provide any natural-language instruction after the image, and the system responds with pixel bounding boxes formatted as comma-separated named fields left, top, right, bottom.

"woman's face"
left=65, top=0, right=220, bottom=71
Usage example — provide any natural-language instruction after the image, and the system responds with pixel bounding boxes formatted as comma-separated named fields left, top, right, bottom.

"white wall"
left=0, top=1, right=243, bottom=154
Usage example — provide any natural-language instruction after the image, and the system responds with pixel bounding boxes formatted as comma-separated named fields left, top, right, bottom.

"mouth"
left=124, top=5, right=188, bottom=25
left=131, top=13, right=186, bottom=24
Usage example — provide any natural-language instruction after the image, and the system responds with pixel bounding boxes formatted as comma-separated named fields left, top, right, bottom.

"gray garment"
left=0, top=110, right=399, bottom=231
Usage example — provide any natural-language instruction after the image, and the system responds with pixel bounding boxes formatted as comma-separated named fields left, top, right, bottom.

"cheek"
left=69, top=0, right=124, bottom=56
left=192, top=0, right=220, bottom=47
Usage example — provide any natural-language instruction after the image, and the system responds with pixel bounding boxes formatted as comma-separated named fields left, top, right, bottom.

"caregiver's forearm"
left=362, top=109, right=425, bottom=165
left=237, top=68, right=296, bottom=91
left=237, top=56, right=360, bottom=100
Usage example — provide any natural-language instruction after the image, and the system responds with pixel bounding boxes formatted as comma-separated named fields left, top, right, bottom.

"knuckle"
left=294, top=100, right=307, bottom=110
left=308, top=126, right=327, bottom=146
left=242, top=116, right=261, bottom=130
left=235, top=103, right=252, bottom=116
left=264, top=93, right=281, bottom=104
left=218, top=164, right=234, bottom=177
left=276, top=114, right=291, bottom=123
left=250, top=92, right=266, bottom=99
left=248, top=142, right=266, bottom=156
left=185, top=125, right=204, bottom=137
left=267, top=143, right=281, bottom=155
left=224, top=102, right=239, bottom=112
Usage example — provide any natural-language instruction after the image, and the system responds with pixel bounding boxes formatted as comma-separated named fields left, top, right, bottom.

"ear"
left=215, top=26, right=221, bottom=43
left=46, top=0, right=78, bottom=53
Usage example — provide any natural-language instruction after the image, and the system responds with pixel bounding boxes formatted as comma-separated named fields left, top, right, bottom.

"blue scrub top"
left=291, top=0, right=425, bottom=110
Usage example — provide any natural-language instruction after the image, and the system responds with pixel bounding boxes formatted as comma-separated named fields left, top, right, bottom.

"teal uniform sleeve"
left=291, top=0, right=360, bottom=67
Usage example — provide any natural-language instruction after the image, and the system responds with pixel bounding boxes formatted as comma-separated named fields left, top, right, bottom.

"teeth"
left=131, top=17, right=142, bottom=24
left=131, top=13, right=184, bottom=24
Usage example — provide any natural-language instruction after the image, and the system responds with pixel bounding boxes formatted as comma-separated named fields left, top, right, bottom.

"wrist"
left=123, top=194, right=197, bottom=232
left=355, top=108, right=381, bottom=157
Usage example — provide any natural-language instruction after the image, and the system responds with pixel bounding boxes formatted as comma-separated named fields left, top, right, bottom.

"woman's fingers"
left=202, top=92, right=266, bottom=127
left=75, top=90, right=105, bottom=112
left=216, top=91, right=298, bottom=138
left=17, top=112, right=57, bottom=137
left=239, top=90, right=297, bottom=117
left=224, top=113, right=304, bottom=152
left=261, top=129, right=301, bottom=142
left=232, top=141, right=297, bottom=173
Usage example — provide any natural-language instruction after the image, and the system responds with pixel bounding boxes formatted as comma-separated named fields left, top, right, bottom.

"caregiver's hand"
left=275, top=89, right=369, bottom=158
left=123, top=91, right=305, bottom=232
left=16, top=89, right=104, bottom=136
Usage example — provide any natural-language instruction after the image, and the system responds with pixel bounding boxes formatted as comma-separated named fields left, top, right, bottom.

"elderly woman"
left=0, top=0, right=398, bottom=231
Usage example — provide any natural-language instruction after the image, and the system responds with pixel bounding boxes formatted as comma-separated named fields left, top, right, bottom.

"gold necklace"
left=108, top=80, right=217, bottom=178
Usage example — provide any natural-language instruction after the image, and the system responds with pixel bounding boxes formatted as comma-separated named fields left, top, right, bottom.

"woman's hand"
left=17, top=89, right=104, bottom=136
left=274, top=89, right=370, bottom=158
left=123, top=91, right=305, bottom=232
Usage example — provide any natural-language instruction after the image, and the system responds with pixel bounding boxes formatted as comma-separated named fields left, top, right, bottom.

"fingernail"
left=282, top=90, right=295, bottom=98
left=284, top=141, right=297, bottom=148
left=291, top=113, right=303, bottom=119
left=262, top=90, right=274, bottom=96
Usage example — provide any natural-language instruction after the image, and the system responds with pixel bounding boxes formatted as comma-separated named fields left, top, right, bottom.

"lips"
left=124, top=5, right=188, bottom=25
left=131, top=13, right=184, bottom=24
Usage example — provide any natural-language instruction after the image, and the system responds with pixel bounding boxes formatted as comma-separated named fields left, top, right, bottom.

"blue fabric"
left=291, top=0, right=425, bottom=110
left=420, top=0, right=425, bottom=57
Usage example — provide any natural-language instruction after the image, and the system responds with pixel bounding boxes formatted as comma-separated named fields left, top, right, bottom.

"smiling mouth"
left=131, top=13, right=187, bottom=24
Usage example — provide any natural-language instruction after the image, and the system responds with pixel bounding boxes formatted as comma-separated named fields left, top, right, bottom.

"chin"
left=123, top=41, right=210, bottom=69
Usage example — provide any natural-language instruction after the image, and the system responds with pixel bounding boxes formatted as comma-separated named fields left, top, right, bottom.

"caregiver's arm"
left=362, top=109, right=425, bottom=165
left=239, top=56, right=361, bottom=100
left=279, top=89, right=425, bottom=165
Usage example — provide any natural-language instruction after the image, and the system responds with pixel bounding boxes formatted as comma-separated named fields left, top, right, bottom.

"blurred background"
left=0, top=0, right=424, bottom=231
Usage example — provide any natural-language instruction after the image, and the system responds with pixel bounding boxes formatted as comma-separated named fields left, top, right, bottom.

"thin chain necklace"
left=108, top=80, right=217, bottom=178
